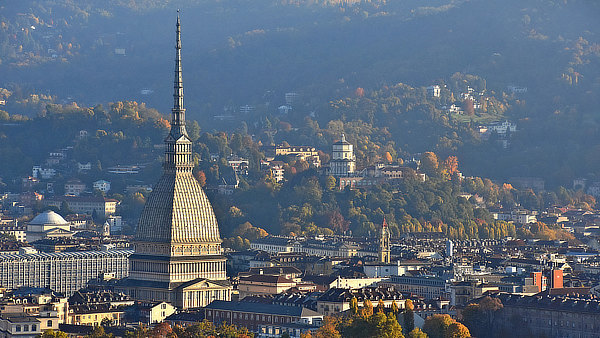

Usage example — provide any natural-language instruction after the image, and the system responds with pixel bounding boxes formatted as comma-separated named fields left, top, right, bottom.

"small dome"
left=29, top=210, right=68, bottom=225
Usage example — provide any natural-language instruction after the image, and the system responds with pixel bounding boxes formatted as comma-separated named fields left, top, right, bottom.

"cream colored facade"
left=329, top=134, right=356, bottom=177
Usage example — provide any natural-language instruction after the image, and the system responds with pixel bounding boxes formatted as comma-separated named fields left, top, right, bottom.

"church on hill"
left=117, top=14, right=231, bottom=309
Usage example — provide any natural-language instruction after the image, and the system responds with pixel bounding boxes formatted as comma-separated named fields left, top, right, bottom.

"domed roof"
left=333, top=133, right=351, bottom=145
left=135, top=171, right=222, bottom=244
left=29, top=210, right=68, bottom=225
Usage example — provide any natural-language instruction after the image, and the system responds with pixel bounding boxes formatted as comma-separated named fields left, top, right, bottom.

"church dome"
left=29, top=210, right=68, bottom=225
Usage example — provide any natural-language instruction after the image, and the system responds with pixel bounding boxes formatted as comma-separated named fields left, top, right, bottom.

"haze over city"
left=0, top=1, right=600, bottom=337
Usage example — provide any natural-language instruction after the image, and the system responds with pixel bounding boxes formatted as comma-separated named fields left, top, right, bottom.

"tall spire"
left=164, top=12, right=192, bottom=171
left=172, top=10, right=185, bottom=128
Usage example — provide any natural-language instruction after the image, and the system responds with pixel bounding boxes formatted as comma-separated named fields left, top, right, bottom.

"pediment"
left=179, top=279, right=229, bottom=291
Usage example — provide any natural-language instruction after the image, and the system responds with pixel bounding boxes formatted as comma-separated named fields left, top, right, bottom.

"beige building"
left=238, top=275, right=296, bottom=299
left=139, top=301, right=177, bottom=325
left=45, top=196, right=117, bottom=218
left=64, top=179, right=86, bottom=196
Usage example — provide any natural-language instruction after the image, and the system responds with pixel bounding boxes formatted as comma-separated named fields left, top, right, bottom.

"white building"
left=26, top=211, right=72, bottom=243
left=328, top=134, right=356, bottom=177
left=106, top=215, right=123, bottom=233
left=427, top=85, right=441, bottom=97
left=481, top=121, right=517, bottom=136
left=587, top=182, right=600, bottom=198
left=492, top=210, right=537, bottom=224
left=0, top=222, right=26, bottom=242
left=77, top=162, right=92, bottom=172
left=363, top=261, right=430, bottom=278
left=31, top=166, right=56, bottom=180
left=0, top=250, right=132, bottom=296
left=285, top=92, right=299, bottom=106
left=93, top=180, right=111, bottom=193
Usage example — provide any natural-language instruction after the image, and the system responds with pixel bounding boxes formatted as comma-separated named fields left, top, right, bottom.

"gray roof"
left=0, top=249, right=133, bottom=262
left=205, top=300, right=322, bottom=318
left=29, top=210, right=68, bottom=225
left=134, top=171, right=222, bottom=244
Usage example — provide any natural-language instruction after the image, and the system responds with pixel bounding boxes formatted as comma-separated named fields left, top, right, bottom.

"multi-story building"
left=315, top=287, right=405, bottom=316
left=250, top=237, right=360, bottom=258
left=32, top=166, right=56, bottom=180
left=267, top=145, right=321, bottom=168
left=489, top=293, right=600, bottom=338
left=261, top=161, right=285, bottom=182
left=67, top=290, right=134, bottom=326
left=0, top=223, right=26, bottom=242
left=45, top=196, right=118, bottom=218
left=0, top=313, right=41, bottom=338
left=64, top=179, right=86, bottom=196
left=0, top=249, right=132, bottom=296
left=92, top=180, right=111, bottom=193
left=227, top=157, right=250, bottom=176
left=204, top=300, right=322, bottom=333
left=427, top=85, right=441, bottom=97
left=380, top=275, right=449, bottom=300
left=238, top=275, right=296, bottom=299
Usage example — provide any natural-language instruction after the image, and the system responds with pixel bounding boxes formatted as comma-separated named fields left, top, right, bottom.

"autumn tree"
left=408, top=328, right=428, bottom=338
left=461, top=296, right=502, bottom=337
left=445, top=322, right=470, bottom=338
left=420, top=152, right=439, bottom=177
left=151, top=322, right=173, bottom=338
left=194, top=170, right=207, bottom=187
left=350, top=297, right=359, bottom=317
left=423, top=314, right=453, bottom=338
left=315, top=316, right=341, bottom=338
left=463, top=98, right=475, bottom=116
left=362, top=299, right=374, bottom=317
left=391, top=300, right=399, bottom=315
left=403, top=299, right=415, bottom=334
left=385, top=151, right=393, bottom=163
left=441, top=156, right=459, bottom=180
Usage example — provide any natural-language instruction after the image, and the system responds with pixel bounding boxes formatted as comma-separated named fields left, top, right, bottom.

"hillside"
left=1, top=0, right=599, bottom=185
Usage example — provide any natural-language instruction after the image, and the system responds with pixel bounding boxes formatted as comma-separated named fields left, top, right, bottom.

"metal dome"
left=29, top=210, right=68, bottom=225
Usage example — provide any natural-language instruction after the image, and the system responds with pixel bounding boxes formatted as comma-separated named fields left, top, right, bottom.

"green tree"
left=85, top=326, right=114, bottom=338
